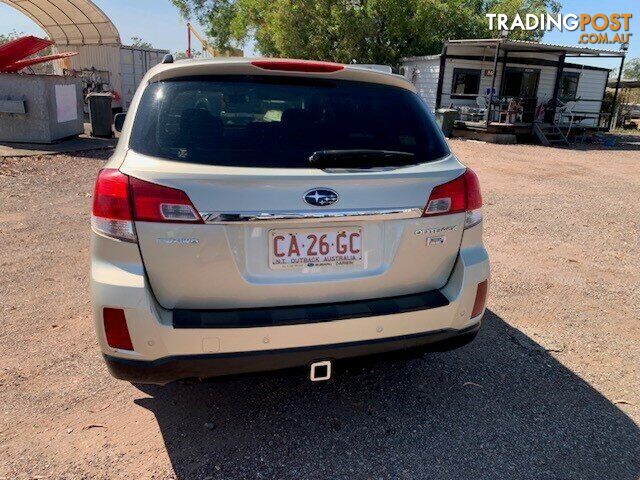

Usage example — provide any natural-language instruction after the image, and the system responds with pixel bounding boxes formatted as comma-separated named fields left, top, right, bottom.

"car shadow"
left=134, top=310, right=640, bottom=479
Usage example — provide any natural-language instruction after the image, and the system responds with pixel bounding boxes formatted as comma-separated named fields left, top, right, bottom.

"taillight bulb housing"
left=91, top=169, right=203, bottom=243
left=422, top=168, right=483, bottom=229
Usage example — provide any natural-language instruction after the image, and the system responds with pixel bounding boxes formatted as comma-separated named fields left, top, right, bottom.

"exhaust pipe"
left=309, top=360, right=332, bottom=382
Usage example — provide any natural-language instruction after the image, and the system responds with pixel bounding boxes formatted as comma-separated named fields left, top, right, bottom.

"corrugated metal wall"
left=52, top=44, right=166, bottom=110
left=402, top=58, right=440, bottom=111
left=119, top=46, right=167, bottom=110
left=438, top=47, right=561, bottom=109
left=563, top=67, right=608, bottom=117
left=53, top=44, right=121, bottom=88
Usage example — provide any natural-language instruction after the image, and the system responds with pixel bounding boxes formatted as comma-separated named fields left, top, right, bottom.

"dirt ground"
left=0, top=139, right=638, bottom=479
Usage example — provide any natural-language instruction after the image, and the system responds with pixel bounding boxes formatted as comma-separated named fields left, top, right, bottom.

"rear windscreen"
left=128, top=76, right=449, bottom=168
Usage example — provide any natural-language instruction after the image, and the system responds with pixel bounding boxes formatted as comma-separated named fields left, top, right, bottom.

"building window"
left=451, top=68, right=481, bottom=98
left=559, top=72, right=580, bottom=100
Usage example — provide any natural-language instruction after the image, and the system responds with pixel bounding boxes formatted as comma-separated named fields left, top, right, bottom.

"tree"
left=130, top=36, right=154, bottom=49
left=623, top=58, right=640, bottom=80
left=170, top=0, right=560, bottom=66
left=0, top=29, right=28, bottom=45
left=173, top=49, right=204, bottom=60
left=484, top=0, right=561, bottom=41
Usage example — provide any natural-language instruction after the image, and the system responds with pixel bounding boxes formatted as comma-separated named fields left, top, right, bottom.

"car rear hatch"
left=119, top=70, right=473, bottom=310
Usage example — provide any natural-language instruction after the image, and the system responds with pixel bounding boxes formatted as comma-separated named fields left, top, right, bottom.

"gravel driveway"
left=0, top=139, right=638, bottom=479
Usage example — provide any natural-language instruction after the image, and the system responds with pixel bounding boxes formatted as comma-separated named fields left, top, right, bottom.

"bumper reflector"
left=103, top=308, right=134, bottom=351
left=471, top=280, right=488, bottom=318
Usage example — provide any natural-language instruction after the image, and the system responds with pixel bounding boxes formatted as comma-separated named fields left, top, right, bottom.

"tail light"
left=471, top=280, right=488, bottom=318
left=422, top=168, right=483, bottom=229
left=251, top=59, right=344, bottom=73
left=91, top=169, right=203, bottom=242
left=129, top=177, right=202, bottom=223
left=103, top=308, right=134, bottom=350
left=91, top=169, right=136, bottom=242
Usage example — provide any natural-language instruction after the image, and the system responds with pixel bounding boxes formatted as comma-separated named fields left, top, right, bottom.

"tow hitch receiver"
left=310, top=360, right=332, bottom=382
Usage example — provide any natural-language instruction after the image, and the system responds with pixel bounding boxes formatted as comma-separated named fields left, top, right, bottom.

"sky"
left=0, top=0, right=636, bottom=70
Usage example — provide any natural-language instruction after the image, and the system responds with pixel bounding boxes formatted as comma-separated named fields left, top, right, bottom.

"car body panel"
left=121, top=151, right=466, bottom=309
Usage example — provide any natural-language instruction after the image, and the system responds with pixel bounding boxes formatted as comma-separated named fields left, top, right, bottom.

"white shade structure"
left=1, top=0, right=120, bottom=45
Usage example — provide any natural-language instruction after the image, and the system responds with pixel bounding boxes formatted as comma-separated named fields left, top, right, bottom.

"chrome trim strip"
left=199, top=208, right=423, bottom=224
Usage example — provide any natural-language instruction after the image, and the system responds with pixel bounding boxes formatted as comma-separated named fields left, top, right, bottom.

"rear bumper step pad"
left=173, top=289, right=450, bottom=329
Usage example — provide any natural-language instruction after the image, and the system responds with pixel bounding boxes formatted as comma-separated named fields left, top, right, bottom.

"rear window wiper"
left=308, top=150, right=416, bottom=169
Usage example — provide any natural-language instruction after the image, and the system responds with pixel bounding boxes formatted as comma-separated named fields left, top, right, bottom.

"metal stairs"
left=533, top=122, right=570, bottom=147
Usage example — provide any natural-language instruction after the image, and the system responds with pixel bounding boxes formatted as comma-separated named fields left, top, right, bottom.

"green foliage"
left=170, top=0, right=561, bottom=66
left=485, top=0, right=560, bottom=41
left=130, top=36, right=154, bottom=49
left=173, top=49, right=204, bottom=60
left=623, top=58, right=640, bottom=81
left=0, top=30, right=26, bottom=45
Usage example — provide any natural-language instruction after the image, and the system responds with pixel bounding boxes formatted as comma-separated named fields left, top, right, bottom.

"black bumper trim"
left=104, top=322, right=480, bottom=384
left=173, top=289, right=450, bottom=329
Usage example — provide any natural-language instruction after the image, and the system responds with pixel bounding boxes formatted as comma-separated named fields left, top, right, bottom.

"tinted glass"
left=560, top=72, right=580, bottom=100
left=129, top=76, right=449, bottom=168
left=452, top=69, right=481, bottom=96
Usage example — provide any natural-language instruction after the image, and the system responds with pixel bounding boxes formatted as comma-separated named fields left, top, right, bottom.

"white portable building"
left=401, top=39, right=623, bottom=132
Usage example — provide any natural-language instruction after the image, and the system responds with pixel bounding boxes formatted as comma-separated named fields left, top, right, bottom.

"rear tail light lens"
left=471, top=280, right=488, bottom=318
left=422, top=168, right=483, bottom=229
left=92, top=169, right=136, bottom=242
left=103, top=308, right=134, bottom=350
left=91, top=169, right=203, bottom=242
left=129, top=177, right=203, bottom=223
left=251, top=59, right=344, bottom=73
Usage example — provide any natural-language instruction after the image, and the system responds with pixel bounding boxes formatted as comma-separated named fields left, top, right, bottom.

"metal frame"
left=485, top=40, right=501, bottom=128
left=608, top=55, right=626, bottom=130
left=434, top=43, right=447, bottom=109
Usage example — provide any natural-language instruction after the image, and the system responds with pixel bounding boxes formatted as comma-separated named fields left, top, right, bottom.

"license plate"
left=269, top=227, right=363, bottom=270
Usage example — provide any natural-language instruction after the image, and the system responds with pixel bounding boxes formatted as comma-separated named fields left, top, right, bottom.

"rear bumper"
left=92, top=221, right=490, bottom=383
left=104, top=322, right=480, bottom=384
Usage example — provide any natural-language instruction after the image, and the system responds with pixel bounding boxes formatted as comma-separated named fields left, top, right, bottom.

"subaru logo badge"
left=304, top=188, right=339, bottom=207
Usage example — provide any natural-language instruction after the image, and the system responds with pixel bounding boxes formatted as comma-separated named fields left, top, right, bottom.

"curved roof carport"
left=0, top=0, right=121, bottom=45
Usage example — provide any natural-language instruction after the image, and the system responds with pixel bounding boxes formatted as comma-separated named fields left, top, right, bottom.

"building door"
left=502, top=68, right=540, bottom=97
left=501, top=67, right=540, bottom=122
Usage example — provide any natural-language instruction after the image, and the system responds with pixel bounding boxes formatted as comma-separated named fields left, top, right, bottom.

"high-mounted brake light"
left=91, top=169, right=203, bottom=242
left=422, top=168, right=483, bottom=229
left=251, top=59, right=344, bottom=73
left=103, top=308, right=134, bottom=350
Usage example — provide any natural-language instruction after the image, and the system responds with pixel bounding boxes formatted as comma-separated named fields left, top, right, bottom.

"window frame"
left=450, top=68, right=482, bottom=99
left=559, top=71, right=581, bottom=101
